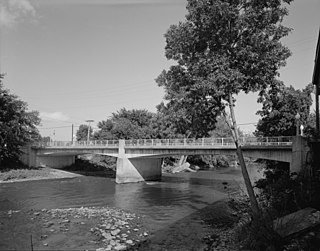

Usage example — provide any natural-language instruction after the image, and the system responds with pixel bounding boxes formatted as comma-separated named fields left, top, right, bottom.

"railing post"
left=184, top=138, right=186, bottom=146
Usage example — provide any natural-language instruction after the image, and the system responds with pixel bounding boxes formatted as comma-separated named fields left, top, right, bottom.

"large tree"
left=256, top=82, right=313, bottom=136
left=156, top=0, right=293, bottom=217
left=0, top=75, right=41, bottom=166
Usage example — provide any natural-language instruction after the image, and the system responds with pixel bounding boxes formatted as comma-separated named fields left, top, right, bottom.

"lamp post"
left=86, top=120, right=94, bottom=142
left=295, top=113, right=300, bottom=136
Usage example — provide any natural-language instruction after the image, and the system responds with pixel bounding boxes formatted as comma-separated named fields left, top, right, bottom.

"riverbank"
left=0, top=160, right=257, bottom=250
left=0, top=206, right=149, bottom=250
left=0, top=167, right=82, bottom=183
left=0, top=196, right=246, bottom=251
left=0, top=172, right=247, bottom=251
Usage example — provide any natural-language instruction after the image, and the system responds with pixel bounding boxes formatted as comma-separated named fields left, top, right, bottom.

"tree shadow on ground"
left=127, top=199, right=238, bottom=251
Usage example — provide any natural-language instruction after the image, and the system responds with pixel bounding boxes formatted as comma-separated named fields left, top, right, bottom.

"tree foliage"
left=256, top=82, right=313, bottom=136
left=156, top=0, right=292, bottom=138
left=94, top=108, right=157, bottom=140
left=209, top=115, right=243, bottom=138
left=76, top=124, right=92, bottom=141
left=0, top=75, right=41, bottom=164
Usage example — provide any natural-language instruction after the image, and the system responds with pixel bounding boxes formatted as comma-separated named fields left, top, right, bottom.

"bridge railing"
left=124, top=136, right=293, bottom=147
left=33, top=136, right=293, bottom=148
left=33, top=140, right=119, bottom=148
left=240, top=136, right=293, bottom=146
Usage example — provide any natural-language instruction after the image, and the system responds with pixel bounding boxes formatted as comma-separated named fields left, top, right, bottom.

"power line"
left=20, top=80, right=154, bottom=99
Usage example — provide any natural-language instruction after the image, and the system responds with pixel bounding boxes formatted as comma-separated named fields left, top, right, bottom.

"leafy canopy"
left=156, top=0, right=292, bottom=137
left=76, top=124, right=93, bottom=141
left=256, top=82, right=313, bottom=136
left=0, top=75, right=41, bottom=163
left=94, top=108, right=156, bottom=140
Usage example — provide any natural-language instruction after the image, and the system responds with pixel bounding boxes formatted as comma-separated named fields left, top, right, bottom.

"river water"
left=0, top=165, right=263, bottom=232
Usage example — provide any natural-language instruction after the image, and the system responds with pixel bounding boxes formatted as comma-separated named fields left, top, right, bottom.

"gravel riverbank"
left=0, top=199, right=247, bottom=251
left=0, top=206, right=149, bottom=251
left=0, top=167, right=82, bottom=183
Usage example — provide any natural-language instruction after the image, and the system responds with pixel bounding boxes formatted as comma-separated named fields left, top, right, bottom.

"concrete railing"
left=33, top=136, right=292, bottom=148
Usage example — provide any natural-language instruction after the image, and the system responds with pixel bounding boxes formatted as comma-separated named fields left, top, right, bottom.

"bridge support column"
left=291, top=136, right=309, bottom=173
left=116, top=140, right=162, bottom=183
left=116, top=157, right=162, bottom=183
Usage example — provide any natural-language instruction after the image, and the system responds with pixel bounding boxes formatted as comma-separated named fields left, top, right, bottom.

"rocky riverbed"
left=0, top=206, right=149, bottom=251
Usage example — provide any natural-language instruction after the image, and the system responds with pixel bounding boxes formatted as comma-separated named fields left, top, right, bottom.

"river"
left=0, top=165, right=263, bottom=233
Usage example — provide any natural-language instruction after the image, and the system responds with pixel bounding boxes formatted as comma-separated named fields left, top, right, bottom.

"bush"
left=0, top=168, right=50, bottom=181
left=63, top=155, right=117, bottom=172
left=200, top=155, right=232, bottom=169
left=255, top=159, right=320, bottom=218
left=236, top=212, right=283, bottom=251
left=0, top=158, right=32, bottom=171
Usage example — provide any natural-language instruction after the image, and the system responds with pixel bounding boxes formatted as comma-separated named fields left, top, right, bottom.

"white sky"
left=1, top=0, right=319, bottom=140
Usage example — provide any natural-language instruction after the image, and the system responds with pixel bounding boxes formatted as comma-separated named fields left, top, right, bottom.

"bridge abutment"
left=20, top=145, right=76, bottom=168
left=291, top=136, right=310, bottom=173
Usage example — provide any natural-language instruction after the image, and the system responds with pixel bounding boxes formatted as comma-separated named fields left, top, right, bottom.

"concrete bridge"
left=20, top=136, right=309, bottom=183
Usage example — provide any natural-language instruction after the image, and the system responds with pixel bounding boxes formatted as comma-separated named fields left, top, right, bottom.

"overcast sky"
left=1, top=0, right=319, bottom=140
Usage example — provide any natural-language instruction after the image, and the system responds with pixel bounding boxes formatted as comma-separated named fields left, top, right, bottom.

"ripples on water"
left=0, top=166, right=263, bottom=230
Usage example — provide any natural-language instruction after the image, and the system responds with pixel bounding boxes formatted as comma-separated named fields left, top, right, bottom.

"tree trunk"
left=178, top=133, right=192, bottom=166
left=178, top=155, right=188, bottom=166
left=228, top=93, right=261, bottom=218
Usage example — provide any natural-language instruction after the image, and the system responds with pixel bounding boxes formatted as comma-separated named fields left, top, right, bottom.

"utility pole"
left=295, top=113, right=300, bottom=136
left=71, top=124, right=74, bottom=143
left=86, top=120, right=94, bottom=142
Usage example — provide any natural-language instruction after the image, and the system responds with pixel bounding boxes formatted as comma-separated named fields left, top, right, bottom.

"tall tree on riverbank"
left=156, top=0, right=293, bottom=217
left=0, top=74, right=41, bottom=167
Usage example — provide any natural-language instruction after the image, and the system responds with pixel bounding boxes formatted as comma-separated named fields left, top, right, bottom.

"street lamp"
left=86, top=120, right=94, bottom=142
left=295, top=113, right=300, bottom=136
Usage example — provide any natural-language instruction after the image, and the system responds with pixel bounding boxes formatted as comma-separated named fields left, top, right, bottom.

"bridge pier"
left=116, top=157, right=162, bottom=183
left=115, top=140, right=162, bottom=183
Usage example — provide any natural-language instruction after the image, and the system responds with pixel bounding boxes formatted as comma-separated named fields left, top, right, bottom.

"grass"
left=0, top=167, right=51, bottom=181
